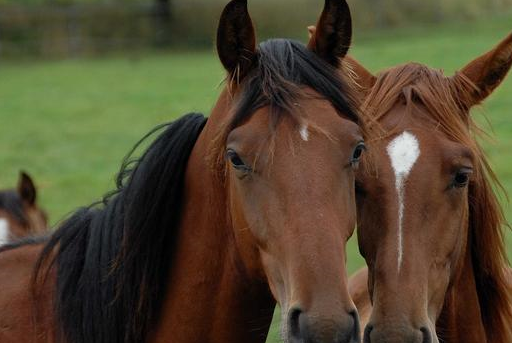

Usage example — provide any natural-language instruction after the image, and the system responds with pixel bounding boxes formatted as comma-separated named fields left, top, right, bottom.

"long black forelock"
left=229, top=39, right=359, bottom=131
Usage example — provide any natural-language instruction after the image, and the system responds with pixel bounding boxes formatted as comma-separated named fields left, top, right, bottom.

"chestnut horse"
left=345, top=32, right=512, bottom=343
left=0, top=172, right=47, bottom=245
left=0, top=1, right=366, bottom=342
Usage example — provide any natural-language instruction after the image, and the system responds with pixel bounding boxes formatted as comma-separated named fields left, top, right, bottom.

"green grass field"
left=1, top=12, right=512, bottom=342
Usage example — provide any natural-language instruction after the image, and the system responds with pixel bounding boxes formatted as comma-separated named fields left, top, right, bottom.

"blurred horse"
left=0, top=1, right=367, bottom=343
left=0, top=172, right=47, bottom=245
left=344, top=31, right=512, bottom=343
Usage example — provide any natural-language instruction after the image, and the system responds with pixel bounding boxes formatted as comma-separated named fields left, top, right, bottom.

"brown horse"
left=0, top=1, right=366, bottom=343
left=344, top=32, right=512, bottom=343
left=0, top=172, right=47, bottom=245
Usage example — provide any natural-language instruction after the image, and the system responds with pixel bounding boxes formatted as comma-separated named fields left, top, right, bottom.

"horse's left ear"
left=18, top=171, right=37, bottom=205
left=308, top=0, right=352, bottom=67
left=456, top=31, right=512, bottom=106
left=216, top=0, right=257, bottom=84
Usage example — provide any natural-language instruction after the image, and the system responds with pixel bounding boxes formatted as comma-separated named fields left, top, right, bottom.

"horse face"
left=226, top=100, right=363, bottom=342
left=215, top=0, right=365, bottom=342
left=349, top=31, right=512, bottom=343
left=356, top=110, right=474, bottom=343
left=0, top=172, right=48, bottom=245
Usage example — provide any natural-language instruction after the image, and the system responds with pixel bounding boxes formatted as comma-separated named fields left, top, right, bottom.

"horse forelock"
left=363, top=62, right=512, bottom=342
left=210, top=39, right=362, bottom=178
left=232, top=39, right=360, bottom=129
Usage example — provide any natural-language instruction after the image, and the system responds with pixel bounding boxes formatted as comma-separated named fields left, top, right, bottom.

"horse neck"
left=151, top=90, right=276, bottom=343
left=437, top=226, right=487, bottom=343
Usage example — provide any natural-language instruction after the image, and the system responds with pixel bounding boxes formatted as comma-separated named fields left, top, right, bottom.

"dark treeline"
left=0, top=0, right=511, bottom=58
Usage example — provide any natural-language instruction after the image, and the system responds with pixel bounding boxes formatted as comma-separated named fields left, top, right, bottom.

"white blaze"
left=386, top=131, right=420, bottom=271
left=299, top=125, right=309, bottom=142
left=0, top=218, right=10, bottom=246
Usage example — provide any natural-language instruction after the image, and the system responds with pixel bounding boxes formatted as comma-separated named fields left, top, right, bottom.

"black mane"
left=33, top=113, right=207, bottom=343
left=229, top=39, right=360, bottom=130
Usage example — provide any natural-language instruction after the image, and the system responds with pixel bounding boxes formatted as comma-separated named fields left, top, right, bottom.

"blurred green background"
left=0, top=1, right=512, bottom=342
left=1, top=0, right=512, bottom=58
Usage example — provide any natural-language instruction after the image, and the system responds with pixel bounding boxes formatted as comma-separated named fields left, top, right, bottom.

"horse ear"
left=18, top=171, right=37, bottom=205
left=216, top=0, right=257, bottom=83
left=308, top=25, right=316, bottom=39
left=345, top=56, right=377, bottom=91
left=456, top=31, right=512, bottom=107
left=309, top=26, right=375, bottom=92
left=307, top=0, right=352, bottom=67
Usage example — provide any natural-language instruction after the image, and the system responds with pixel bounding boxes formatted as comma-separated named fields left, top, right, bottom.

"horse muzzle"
left=287, top=306, right=361, bottom=343
left=363, top=322, right=435, bottom=343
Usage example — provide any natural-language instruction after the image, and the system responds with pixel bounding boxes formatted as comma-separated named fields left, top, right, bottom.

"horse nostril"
left=289, top=307, right=307, bottom=340
left=363, top=324, right=373, bottom=343
left=348, top=310, right=361, bottom=342
left=420, top=326, right=433, bottom=343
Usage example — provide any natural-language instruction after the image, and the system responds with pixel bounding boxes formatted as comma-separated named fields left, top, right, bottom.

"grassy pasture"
left=0, top=12, right=511, bottom=343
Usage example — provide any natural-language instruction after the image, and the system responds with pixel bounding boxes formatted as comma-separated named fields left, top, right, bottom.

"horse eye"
left=351, top=142, right=366, bottom=166
left=226, top=149, right=251, bottom=172
left=453, top=168, right=472, bottom=188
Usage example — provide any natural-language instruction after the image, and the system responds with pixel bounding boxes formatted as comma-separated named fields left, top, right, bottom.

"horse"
left=0, top=172, right=47, bottom=245
left=344, top=31, right=512, bottom=343
left=0, top=1, right=367, bottom=342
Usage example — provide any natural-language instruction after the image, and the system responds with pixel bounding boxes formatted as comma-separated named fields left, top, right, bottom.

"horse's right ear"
left=18, top=171, right=37, bottom=206
left=309, top=25, right=375, bottom=95
left=456, top=31, right=512, bottom=107
left=308, top=0, right=352, bottom=67
left=217, top=0, right=256, bottom=83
